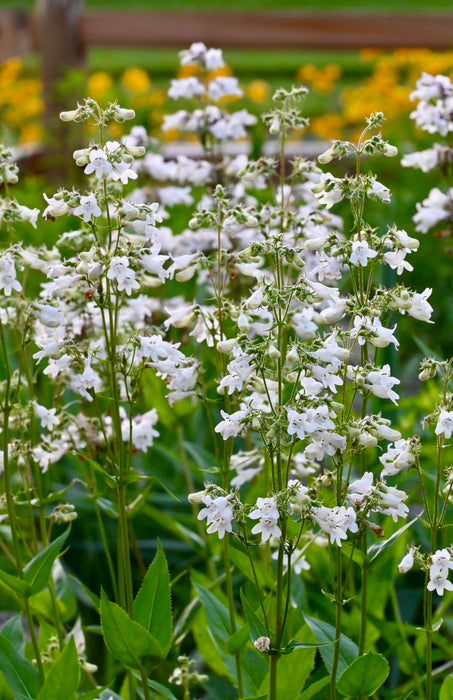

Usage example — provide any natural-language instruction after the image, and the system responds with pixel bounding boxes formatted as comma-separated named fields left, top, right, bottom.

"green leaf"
left=193, top=582, right=232, bottom=650
left=368, top=513, right=421, bottom=563
left=230, top=544, right=275, bottom=590
left=0, top=634, right=40, bottom=700
left=24, top=527, right=71, bottom=596
left=37, top=636, right=80, bottom=700
left=1, top=614, right=25, bottom=655
left=303, top=614, right=358, bottom=679
left=240, top=590, right=267, bottom=643
left=281, top=639, right=331, bottom=654
left=74, top=451, right=117, bottom=487
left=298, top=676, right=330, bottom=699
left=336, top=652, right=389, bottom=695
left=131, top=672, right=179, bottom=700
left=100, top=590, right=163, bottom=668
left=225, top=625, right=250, bottom=654
left=440, top=672, right=453, bottom=700
left=0, top=569, right=31, bottom=597
left=133, top=540, right=172, bottom=657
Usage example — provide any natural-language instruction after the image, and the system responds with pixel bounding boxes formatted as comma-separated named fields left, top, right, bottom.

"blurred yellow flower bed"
left=3, top=49, right=453, bottom=146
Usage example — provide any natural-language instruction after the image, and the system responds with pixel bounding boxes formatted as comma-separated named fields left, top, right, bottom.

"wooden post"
left=34, top=0, right=85, bottom=179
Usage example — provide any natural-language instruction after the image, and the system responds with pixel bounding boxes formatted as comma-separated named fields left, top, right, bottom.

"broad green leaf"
left=298, top=676, right=330, bottom=699
left=336, top=652, right=389, bottom=695
left=37, top=636, right=80, bottom=700
left=100, top=590, right=163, bottom=668
left=304, top=614, right=358, bottom=679
left=191, top=607, right=234, bottom=682
left=1, top=615, right=25, bottom=655
left=0, top=569, right=31, bottom=597
left=24, top=527, right=70, bottom=596
left=0, top=634, right=40, bottom=700
left=193, top=582, right=232, bottom=649
left=240, top=590, right=267, bottom=643
left=440, top=673, right=453, bottom=700
left=258, top=624, right=316, bottom=700
left=133, top=540, right=172, bottom=657
left=225, top=625, right=250, bottom=654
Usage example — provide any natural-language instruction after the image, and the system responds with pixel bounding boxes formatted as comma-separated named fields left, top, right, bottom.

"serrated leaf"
left=37, top=636, right=80, bottom=700
left=0, top=634, right=40, bottom=700
left=193, top=582, right=232, bottom=649
left=0, top=569, right=31, bottom=597
left=24, top=527, right=70, bottom=596
left=240, top=590, right=267, bottom=643
left=133, top=540, right=172, bottom=657
left=303, top=614, right=358, bottom=679
left=100, top=590, right=163, bottom=668
left=336, top=652, right=389, bottom=695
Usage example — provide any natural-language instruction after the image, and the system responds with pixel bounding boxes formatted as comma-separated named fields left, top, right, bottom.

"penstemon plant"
left=1, top=42, right=453, bottom=700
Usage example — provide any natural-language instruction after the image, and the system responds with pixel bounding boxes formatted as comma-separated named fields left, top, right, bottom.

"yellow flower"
left=87, top=71, right=113, bottom=99
left=20, top=123, right=43, bottom=144
left=121, top=67, right=151, bottom=94
left=310, top=113, right=344, bottom=140
left=247, top=80, right=270, bottom=104
left=177, top=63, right=201, bottom=78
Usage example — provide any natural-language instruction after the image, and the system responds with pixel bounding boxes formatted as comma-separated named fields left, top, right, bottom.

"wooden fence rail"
left=2, top=9, right=453, bottom=64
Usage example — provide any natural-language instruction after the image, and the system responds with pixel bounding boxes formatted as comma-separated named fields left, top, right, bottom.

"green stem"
left=223, top=535, right=243, bottom=697
left=330, top=546, right=343, bottom=700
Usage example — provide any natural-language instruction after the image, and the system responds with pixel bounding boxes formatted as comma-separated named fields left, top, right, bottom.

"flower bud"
left=60, top=109, right=80, bottom=122
left=254, top=636, right=271, bottom=653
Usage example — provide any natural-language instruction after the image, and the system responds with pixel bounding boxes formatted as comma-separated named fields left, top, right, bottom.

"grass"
left=5, top=0, right=453, bottom=10
left=87, top=47, right=370, bottom=78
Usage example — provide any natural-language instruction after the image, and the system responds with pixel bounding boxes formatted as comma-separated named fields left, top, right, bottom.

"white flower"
left=168, top=77, right=205, bottom=100
left=312, top=505, right=358, bottom=547
left=214, top=409, right=248, bottom=439
left=407, top=288, right=433, bottom=323
left=348, top=471, right=374, bottom=505
left=32, top=402, right=60, bottom=431
left=43, top=193, right=69, bottom=218
left=254, top=636, right=271, bottom=652
left=251, top=517, right=282, bottom=543
left=207, top=76, right=243, bottom=102
left=362, top=364, right=400, bottom=405
left=249, top=497, right=279, bottom=521
left=427, top=564, right=453, bottom=596
left=379, top=438, right=416, bottom=477
left=73, top=193, right=102, bottom=222
left=0, top=254, right=22, bottom=296
left=198, top=493, right=234, bottom=539
left=435, top=408, right=453, bottom=438
left=107, top=256, right=139, bottom=295
left=398, top=547, right=415, bottom=573
left=84, top=148, right=112, bottom=178
left=349, top=236, right=378, bottom=267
